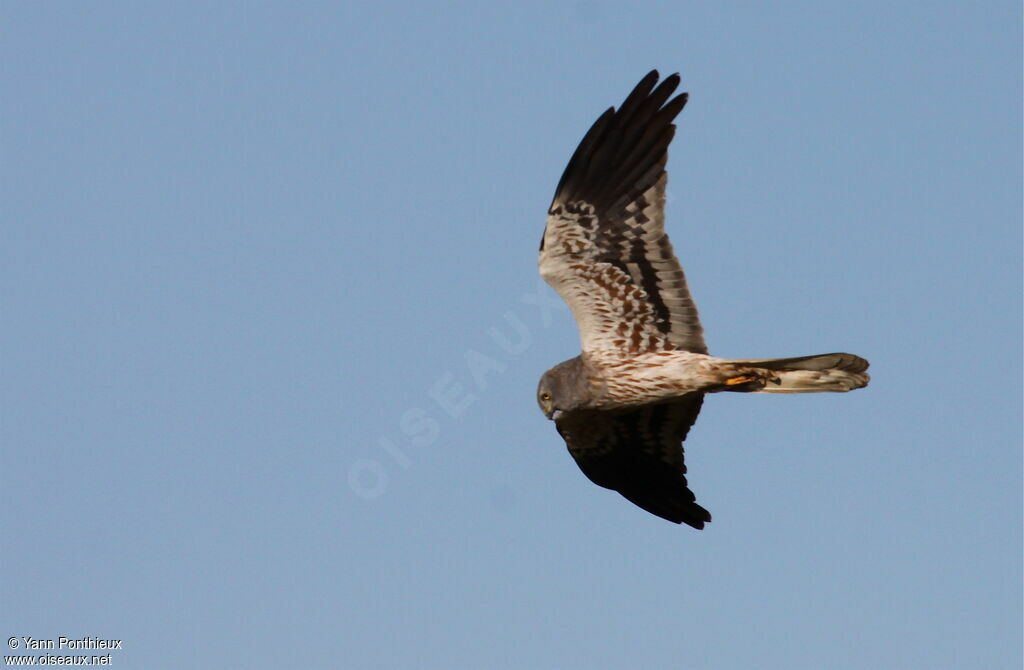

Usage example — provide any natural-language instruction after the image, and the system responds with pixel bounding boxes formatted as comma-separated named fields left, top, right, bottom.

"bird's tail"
left=720, top=353, right=870, bottom=393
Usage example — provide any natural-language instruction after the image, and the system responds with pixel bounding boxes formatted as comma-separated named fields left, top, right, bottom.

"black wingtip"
left=551, top=71, right=690, bottom=211
left=619, top=483, right=712, bottom=529
left=683, top=506, right=712, bottom=530
left=665, top=502, right=712, bottom=530
left=654, top=72, right=681, bottom=94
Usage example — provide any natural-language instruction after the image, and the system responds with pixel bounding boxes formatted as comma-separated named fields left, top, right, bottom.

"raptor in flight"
left=536, top=71, right=869, bottom=528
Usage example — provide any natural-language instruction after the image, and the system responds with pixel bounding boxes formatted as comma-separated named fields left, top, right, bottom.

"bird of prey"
left=536, top=71, right=869, bottom=528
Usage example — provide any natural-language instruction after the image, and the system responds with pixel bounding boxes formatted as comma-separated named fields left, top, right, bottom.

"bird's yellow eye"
left=541, top=392, right=552, bottom=401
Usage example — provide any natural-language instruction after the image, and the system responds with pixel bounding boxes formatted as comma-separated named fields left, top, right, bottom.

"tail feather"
left=731, top=352, right=869, bottom=393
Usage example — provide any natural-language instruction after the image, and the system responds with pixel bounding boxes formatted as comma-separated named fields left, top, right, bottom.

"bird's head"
left=537, top=356, right=591, bottom=420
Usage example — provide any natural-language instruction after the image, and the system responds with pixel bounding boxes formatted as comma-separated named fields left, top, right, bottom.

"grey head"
left=536, top=356, right=594, bottom=420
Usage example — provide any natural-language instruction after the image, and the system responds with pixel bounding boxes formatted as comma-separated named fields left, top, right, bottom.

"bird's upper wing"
left=556, top=394, right=710, bottom=528
left=539, top=70, right=707, bottom=355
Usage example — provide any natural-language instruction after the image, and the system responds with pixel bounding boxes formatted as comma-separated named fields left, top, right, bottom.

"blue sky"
left=2, top=2, right=1021, bottom=669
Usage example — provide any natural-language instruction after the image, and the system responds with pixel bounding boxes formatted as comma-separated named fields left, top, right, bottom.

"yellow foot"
left=725, top=375, right=758, bottom=386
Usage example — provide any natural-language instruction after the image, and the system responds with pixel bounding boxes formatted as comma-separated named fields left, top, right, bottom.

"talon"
left=725, top=375, right=758, bottom=386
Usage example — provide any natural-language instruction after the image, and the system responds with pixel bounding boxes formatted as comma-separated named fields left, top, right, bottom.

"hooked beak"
left=546, top=408, right=563, bottom=421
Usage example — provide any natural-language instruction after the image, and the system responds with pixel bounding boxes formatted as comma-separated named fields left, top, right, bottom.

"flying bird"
left=536, top=71, right=869, bottom=528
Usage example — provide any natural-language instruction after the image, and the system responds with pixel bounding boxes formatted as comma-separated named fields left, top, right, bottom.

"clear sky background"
left=2, top=2, right=1021, bottom=669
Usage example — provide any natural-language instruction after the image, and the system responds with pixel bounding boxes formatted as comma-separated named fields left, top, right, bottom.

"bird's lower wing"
left=556, top=394, right=710, bottom=528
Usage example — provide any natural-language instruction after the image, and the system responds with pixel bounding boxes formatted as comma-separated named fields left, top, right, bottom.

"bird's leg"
left=714, top=368, right=780, bottom=393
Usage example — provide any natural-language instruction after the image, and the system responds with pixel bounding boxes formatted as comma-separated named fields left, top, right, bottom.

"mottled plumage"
left=536, top=71, right=869, bottom=528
